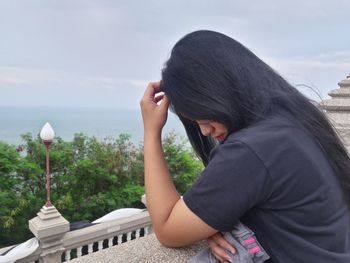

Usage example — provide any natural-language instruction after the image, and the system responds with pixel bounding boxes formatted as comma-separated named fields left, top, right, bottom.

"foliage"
left=0, top=132, right=203, bottom=247
left=162, top=132, right=204, bottom=193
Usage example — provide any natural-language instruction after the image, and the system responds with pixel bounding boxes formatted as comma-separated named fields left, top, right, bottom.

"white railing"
left=12, top=211, right=151, bottom=263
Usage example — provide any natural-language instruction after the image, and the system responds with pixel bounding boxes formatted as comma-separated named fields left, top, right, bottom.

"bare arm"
left=140, top=82, right=217, bottom=247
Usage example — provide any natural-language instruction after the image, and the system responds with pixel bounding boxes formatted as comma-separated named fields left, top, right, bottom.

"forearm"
left=140, top=82, right=217, bottom=247
left=144, top=131, right=181, bottom=232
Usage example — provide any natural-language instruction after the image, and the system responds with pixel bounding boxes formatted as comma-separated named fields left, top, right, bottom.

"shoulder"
left=184, top=136, right=273, bottom=231
left=215, top=110, right=308, bottom=160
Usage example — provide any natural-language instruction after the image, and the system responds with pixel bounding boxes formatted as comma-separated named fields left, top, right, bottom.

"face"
left=196, top=120, right=229, bottom=142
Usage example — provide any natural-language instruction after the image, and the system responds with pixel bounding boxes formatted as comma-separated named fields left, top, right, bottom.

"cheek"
left=199, top=124, right=212, bottom=135
left=215, top=124, right=228, bottom=134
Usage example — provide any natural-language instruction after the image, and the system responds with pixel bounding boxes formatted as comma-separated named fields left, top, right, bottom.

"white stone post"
left=29, top=206, right=69, bottom=263
left=321, top=73, right=350, bottom=152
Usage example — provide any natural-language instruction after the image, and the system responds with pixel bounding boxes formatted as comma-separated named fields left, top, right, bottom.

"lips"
left=214, top=134, right=226, bottom=142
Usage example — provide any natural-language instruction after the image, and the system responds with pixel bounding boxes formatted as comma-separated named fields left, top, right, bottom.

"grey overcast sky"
left=0, top=0, right=349, bottom=109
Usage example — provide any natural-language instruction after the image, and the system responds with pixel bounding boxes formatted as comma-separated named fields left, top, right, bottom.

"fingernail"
left=226, top=248, right=235, bottom=255
left=226, top=254, right=234, bottom=262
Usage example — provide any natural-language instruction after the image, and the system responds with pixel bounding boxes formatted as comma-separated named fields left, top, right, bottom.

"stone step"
left=338, top=75, right=350, bottom=88
left=328, top=88, right=350, bottom=98
left=321, top=98, right=350, bottom=111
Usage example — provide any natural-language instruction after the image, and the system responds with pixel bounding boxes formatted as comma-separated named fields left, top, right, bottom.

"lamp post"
left=40, top=122, right=55, bottom=207
left=29, top=122, right=69, bottom=263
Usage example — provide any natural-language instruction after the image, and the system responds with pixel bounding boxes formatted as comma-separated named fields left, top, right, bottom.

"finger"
left=211, top=251, right=226, bottom=263
left=212, top=233, right=236, bottom=255
left=210, top=243, right=233, bottom=262
left=159, top=94, right=170, bottom=109
left=149, top=81, right=161, bottom=90
left=148, top=82, right=161, bottom=95
left=142, top=82, right=161, bottom=101
left=207, top=239, right=225, bottom=262
left=142, top=85, right=156, bottom=101
left=154, top=93, right=165, bottom=104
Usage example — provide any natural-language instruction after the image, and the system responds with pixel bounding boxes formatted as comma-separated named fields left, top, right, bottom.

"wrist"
left=144, top=129, right=162, bottom=141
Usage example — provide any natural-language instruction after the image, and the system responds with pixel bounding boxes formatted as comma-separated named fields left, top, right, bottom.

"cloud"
left=0, top=0, right=349, bottom=107
left=0, top=67, right=55, bottom=86
left=262, top=52, right=350, bottom=100
left=0, top=66, right=147, bottom=89
left=265, top=51, right=350, bottom=73
left=128, top=80, right=149, bottom=88
left=0, top=66, right=148, bottom=108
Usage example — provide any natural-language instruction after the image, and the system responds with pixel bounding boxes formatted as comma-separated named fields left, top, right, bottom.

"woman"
left=140, top=30, right=350, bottom=262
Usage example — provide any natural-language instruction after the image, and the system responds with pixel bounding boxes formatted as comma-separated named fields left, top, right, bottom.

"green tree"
left=0, top=132, right=203, bottom=247
left=162, top=132, right=203, bottom=194
left=0, top=141, right=40, bottom=245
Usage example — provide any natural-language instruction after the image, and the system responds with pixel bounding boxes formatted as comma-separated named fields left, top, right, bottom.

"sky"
left=0, top=0, right=349, bottom=109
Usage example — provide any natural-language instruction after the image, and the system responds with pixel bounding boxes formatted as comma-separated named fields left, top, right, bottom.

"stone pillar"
left=321, top=74, right=350, bottom=152
left=29, top=205, right=69, bottom=263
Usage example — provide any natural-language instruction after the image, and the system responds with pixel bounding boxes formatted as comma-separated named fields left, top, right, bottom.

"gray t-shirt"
left=183, top=111, right=350, bottom=262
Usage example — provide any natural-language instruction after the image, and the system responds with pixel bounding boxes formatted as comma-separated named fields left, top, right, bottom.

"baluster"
left=126, top=231, right=132, bottom=242
left=88, top=243, right=93, bottom=254
left=108, top=237, right=113, bottom=247
left=144, top=226, right=149, bottom=235
left=65, top=249, right=71, bottom=261
left=77, top=246, right=83, bottom=257
left=98, top=240, right=103, bottom=251
left=117, top=234, right=123, bottom=245
left=135, top=228, right=141, bottom=239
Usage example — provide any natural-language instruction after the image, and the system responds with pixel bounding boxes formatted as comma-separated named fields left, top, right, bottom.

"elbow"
left=158, top=238, right=176, bottom=248
left=155, top=232, right=178, bottom=248
left=154, top=229, right=192, bottom=248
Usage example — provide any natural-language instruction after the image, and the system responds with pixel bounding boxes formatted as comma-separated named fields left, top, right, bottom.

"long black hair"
left=161, top=30, right=350, bottom=204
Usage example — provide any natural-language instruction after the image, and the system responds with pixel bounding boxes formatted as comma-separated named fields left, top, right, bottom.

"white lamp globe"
left=40, top=122, right=55, bottom=142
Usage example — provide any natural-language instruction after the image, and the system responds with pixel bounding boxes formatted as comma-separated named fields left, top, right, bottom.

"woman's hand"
left=140, top=81, right=170, bottom=135
left=207, top=232, right=236, bottom=263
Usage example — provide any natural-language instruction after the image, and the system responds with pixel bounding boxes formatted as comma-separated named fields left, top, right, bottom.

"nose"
left=199, top=125, right=212, bottom=137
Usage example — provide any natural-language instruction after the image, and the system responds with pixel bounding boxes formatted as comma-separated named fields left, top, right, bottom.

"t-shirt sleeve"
left=183, top=140, right=272, bottom=232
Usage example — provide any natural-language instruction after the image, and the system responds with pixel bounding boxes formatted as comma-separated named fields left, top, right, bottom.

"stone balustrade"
left=7, top=211, right=152, bottom=263
left=61, top=211, right=151, bottom=261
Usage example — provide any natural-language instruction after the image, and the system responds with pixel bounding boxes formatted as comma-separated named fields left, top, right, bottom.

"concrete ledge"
left=70, top=233, right=207, bottom=263
left=63, top=211, right=151, bottom=250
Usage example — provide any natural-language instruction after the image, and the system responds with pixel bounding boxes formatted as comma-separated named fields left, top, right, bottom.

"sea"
left=0, top=107, right=187, bottom=146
